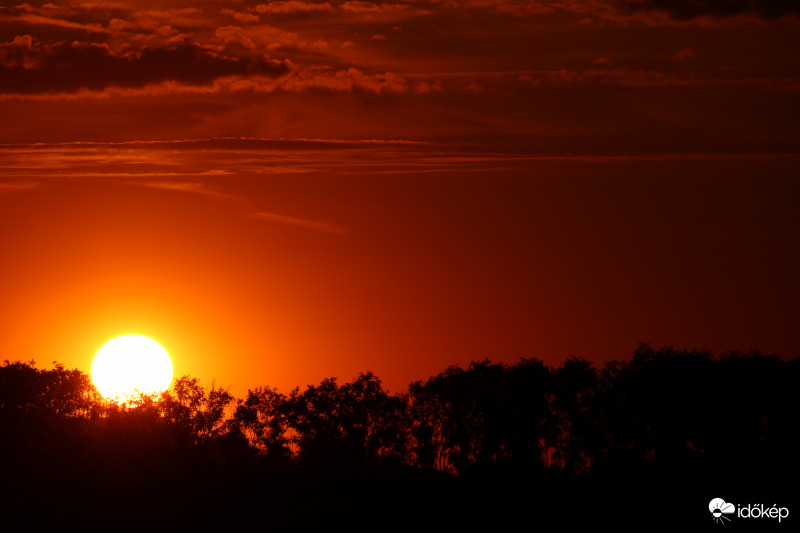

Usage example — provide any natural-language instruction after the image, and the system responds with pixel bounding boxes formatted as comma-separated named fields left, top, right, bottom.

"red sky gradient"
left=1, top=1, right=798, bottom=395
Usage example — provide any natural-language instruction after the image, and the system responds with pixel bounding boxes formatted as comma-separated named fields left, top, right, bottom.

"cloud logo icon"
left=709, top=498, right=736, bottom=524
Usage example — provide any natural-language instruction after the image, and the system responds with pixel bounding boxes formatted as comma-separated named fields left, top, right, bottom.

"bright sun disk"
left=91, top=335, right=173, bottom=401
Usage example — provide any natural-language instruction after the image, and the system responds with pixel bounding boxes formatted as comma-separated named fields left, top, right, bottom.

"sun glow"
left=91, top=335, right=173, bottom=401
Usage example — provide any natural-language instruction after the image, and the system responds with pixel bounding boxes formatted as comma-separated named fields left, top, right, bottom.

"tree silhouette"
left=502, top=357, right=554, bottom=470
left=232, top=385, right=292, bottom=457
left=1, top=348, right=798, bottom=530
left=159, top=376, right=235, bottom=443
left=409, top=359, right=554, bottom=473
left=284, top=372, right=407, bottom=467
left=549, top=357, right=598, bottom=473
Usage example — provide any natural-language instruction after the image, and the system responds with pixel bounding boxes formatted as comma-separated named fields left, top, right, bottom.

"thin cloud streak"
left=140, top=180, right=347, bottom=235
left=1, top=12, right=107, bottom=33
left=247, top=211, right=348, bottom=235
left=140, top=181, right=255, bottom=209
left=0, top=181, right=40, bottom=192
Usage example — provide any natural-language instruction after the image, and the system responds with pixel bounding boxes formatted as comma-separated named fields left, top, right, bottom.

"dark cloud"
left=618, top=0, right=800, bottom=20
left=0, top=41, right=290, bottom=95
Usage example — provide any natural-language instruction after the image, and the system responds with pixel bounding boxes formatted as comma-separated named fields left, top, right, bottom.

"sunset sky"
left=1, top=0, right=798, bottom=395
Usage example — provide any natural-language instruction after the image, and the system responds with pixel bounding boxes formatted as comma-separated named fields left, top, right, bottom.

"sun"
left=91, top=335, right=173, bottom=401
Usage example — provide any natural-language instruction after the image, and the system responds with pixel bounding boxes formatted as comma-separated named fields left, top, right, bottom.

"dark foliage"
left=1, top=345, right=797, bottom=530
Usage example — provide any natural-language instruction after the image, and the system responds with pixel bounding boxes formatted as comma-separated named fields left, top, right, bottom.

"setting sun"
left=91, top=335, right=173, bottom=401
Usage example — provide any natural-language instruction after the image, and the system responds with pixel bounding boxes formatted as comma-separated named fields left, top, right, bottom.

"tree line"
left=2, top=344, right=798, bottom=477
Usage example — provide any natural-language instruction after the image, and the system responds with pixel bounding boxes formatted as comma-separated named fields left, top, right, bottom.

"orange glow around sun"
left=91, top=335, right=173, bottom=401
left=1, top=0, right=799, bottom=397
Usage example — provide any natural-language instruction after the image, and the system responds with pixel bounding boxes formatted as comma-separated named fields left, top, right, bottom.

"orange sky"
left=1, top=1, right=799, bottom=395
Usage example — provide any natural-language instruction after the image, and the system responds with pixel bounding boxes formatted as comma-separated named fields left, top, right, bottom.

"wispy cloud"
left=247, top=211, right=347, bottom=235
left=253, top=2, right=334, bottom=15
left=140, top=181, right=254, bottom=209
left=0, top=40, right=290, bottom=96
left=139, top=180, right=347, bottom=235
left=0, top=180, right=40, bottom=192
left=2, top=11, right=107, bottom=33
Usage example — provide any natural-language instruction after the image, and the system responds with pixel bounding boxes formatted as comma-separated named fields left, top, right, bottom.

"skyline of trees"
left=3, top=344, right=798, bottom=476
left=2, top=344, right=797, bottom=530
